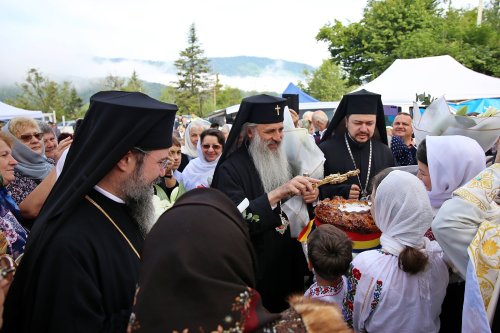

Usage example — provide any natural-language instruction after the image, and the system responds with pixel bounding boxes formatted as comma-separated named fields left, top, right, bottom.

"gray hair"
left=312, top=110, right=329, bottom=124
left=38, top=121, right=54, bottom=135
left=240, top=122, right=257, bottom=141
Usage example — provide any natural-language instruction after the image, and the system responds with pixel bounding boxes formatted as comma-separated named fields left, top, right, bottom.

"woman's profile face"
left=0, top=140, right=17, bottom=186
left=18, top=126, right=43, bottom=154
left=417, top=161, right=432, bottom=191
left=201, top=135, right=222, bottom=162
left=189, top=126, right=203, bottom=147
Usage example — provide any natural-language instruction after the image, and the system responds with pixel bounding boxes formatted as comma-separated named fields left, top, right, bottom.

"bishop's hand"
left=268, top=176, right=320, bottom=206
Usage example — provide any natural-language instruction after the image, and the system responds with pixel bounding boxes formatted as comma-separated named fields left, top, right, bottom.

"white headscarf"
left=181, top=119, right=211, bottom=158
left=427, top=135, right=485, bottom=208
left=182, top=140, right=221, bottom=191
left=375, top=170, right=434, bottom=256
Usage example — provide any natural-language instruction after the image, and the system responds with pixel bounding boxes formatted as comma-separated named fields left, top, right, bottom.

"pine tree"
left=174, top=23, right=212, bottom=117
left=124, top=70, right=144, bottom=92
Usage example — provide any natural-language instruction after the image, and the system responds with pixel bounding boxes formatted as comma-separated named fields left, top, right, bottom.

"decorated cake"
left=313, top=197, right=381, bottom=253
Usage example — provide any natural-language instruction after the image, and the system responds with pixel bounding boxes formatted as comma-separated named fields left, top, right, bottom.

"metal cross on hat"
left=275, top=105, right=281, bottom=116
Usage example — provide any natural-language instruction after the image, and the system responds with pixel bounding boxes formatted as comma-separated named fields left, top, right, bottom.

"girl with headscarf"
left=416, top=135, right=486, bottom=331
left=129, top=188, right=352, bottom=333
left=178, top=119, right=211, bottom=172
left=343, top=170, right=449, bottom=333
left=416, top=135, right=486, bottom=213
left=182, top=128, right=224, bottom=191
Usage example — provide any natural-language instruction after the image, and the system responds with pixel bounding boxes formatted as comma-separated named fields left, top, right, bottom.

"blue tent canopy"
left=283, top=82, right=319, bottom=103
left=448, top=98, right=500, bottom=114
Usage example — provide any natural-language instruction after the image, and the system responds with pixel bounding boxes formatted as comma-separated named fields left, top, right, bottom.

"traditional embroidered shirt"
left=433, top=163, right=500, bottom=332
left=343, top=244, right=449, bottom=333
left=304, top=278, right=346, bottom=307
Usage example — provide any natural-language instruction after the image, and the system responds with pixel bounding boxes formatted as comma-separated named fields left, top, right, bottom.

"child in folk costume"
left=343, top=170, right=449, bottom=333
left=304, top=224, right=352, bottom=307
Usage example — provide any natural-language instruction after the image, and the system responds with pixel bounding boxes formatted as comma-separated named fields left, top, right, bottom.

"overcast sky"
left=0, top=0, right=479, bottom=91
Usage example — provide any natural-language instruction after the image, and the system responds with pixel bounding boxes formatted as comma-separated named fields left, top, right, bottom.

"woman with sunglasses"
left=2, top=118, right=53, bottom=227
left=182, top=129, right=224, bottom=191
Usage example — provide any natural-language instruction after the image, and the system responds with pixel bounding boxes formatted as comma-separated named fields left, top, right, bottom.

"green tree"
left=216, top=86, right=244, bottom=109
left=102, top=74, right=125, bottom=90
left=10, top=68, right=57, bottom=112
left=124, top=70, right=144, bottom=92
left=8, top=68, right=84, bottom=119
left=317, top=0, right=439, bottom=85
left=159, top=86, right=177, bottom=105
left=298, top=60, right=352, bottom=101
left=59, top=82, right=84, bottom=119
left=174, top=23, right=212, bottom=117
left=317, top=0, right=500, bottom=85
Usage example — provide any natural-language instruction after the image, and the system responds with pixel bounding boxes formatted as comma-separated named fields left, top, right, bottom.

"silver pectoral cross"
left=275, top=105, right=280, bottom=116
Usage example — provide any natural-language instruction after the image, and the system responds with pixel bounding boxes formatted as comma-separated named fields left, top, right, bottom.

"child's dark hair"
left=416, top=138, right=427, bottom=165
left=171, top=135, right=181, bottom=147
left=398, top=247, right=428, bottom=274
left=307, top=224, right=353, bottom=281
left=370, top=168, right=394, bottom=194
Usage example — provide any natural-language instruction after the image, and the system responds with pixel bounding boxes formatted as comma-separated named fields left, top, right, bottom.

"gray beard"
left=119, top=167, right=157, bottom=237
left=248, top=133, right=292, bottom=193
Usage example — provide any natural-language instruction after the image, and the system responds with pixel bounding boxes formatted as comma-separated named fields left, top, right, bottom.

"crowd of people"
left=0, top=89, right=497, bottom=333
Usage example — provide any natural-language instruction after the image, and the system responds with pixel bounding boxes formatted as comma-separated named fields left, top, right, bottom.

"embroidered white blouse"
left=343, top=242, right=449, bottom=333
left=304, top=277, right=346, bottom=307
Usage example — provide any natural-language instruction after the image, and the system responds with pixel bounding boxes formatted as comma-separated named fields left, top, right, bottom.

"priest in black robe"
left=319, top=90, right=395, bottom=200
left=212, top=95, right=319, bottom=312
left=2, top=91, right=177, bottom=333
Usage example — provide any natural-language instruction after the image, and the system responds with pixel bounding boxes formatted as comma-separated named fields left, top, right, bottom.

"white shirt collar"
left=93, top=185, right=125, bottom=204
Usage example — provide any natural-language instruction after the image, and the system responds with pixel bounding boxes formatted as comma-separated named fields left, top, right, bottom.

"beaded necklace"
left=345, top=133, right=372, bottom=200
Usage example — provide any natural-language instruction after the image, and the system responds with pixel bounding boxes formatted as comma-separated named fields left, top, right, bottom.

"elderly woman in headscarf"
left=343, top=170, right=449, bottom=333
left=182, top=128, right=224, bottom=190
left=178, top=119, right=211, bottom=172
left=2, top=117, right=53, bottom=208
left=0, top=132, right=28, bottom=261
left=128, top=188, right=352, bottom=333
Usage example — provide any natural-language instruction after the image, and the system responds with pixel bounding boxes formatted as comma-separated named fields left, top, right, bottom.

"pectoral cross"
left=275, top=105, right=281, bottom=116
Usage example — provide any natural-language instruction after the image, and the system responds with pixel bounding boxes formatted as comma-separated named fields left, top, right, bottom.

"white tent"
left=356, top=55, right=500, bottom=106
left=0, top=101, right=44, bottom=120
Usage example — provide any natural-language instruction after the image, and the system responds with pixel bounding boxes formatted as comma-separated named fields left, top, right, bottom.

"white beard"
left=248, top=133, right=292, bottom=193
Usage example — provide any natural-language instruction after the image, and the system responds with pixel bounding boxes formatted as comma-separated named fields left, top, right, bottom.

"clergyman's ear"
left=116, top=151, right=134, bottom=172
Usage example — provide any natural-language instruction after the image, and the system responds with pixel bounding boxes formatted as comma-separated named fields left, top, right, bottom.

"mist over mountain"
left=95, top=56, right=314, bottom=79
left=0, top=56, right=314, bottom=102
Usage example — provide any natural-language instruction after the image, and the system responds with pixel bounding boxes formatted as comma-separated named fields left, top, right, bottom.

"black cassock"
left=212, top=148, right=307, bottom=313
left=3, top=190, right=143, bottom=333
left=319, top=135, right=395, bottom=199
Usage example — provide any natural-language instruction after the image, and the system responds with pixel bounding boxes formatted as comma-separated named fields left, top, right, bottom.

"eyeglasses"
left=19, top=132, right=43, bottom=142
left=201, top=144, right=222, bottom=150
left=133, top=147, right=172, bottom=169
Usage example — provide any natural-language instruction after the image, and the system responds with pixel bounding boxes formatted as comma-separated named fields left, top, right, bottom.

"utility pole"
left=477, top=0, right=484, bottom=26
